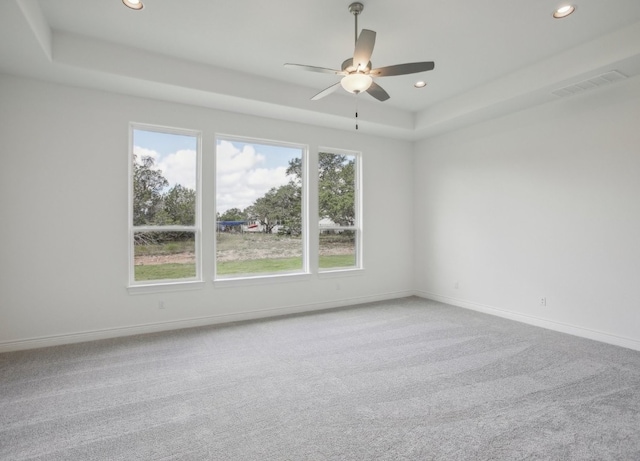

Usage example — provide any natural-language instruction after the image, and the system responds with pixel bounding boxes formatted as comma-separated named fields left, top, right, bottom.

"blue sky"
left=227, top=141, right=301, bottom=170
left=134, top=130, right=196, bottom=156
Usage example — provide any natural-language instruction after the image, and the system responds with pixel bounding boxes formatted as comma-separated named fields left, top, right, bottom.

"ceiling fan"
left=284, top=2, right=435, bottom=102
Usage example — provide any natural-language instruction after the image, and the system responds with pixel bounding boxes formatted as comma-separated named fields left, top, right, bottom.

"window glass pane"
left=133, top=231, right=196, bottom=281
left=130, top=126, right=200, bottom=286
left=319, top=152, right=356, bottom=227
left=133, top=130, right=197, bottom=226
left=319, top=229, right=356, bottom=269
left=318, top=151, right=359, bottom=270
left=216, top=137, right=305, bottom=278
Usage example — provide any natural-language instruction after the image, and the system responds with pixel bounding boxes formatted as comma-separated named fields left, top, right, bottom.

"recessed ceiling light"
left=414, top=81, right=427, bottom=88
left=553, top=5, right=575, bottom=18
left=122, top=0, right=144, bottom=10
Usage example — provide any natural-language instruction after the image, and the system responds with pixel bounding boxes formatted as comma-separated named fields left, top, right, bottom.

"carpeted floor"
left=1, top=297, right=639, bottom=460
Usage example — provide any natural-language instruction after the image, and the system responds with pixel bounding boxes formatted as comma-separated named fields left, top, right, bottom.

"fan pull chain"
left=355, top=92, right=359, bottom=130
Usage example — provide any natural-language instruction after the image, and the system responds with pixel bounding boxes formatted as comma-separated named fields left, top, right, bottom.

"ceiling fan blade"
left=311, top=82, right=341, bottom=100
left=284, top=63, right=344, bottom=75
left=353, top=29, right=376, bottom=70
left=370, top=61, right=435, bottom=77
left=366, top=81, right=390, bottom=101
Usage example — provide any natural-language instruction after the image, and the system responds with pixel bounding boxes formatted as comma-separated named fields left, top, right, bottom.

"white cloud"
left=217, top=140, right=264, bottom=174
left=216, top=140, right=292, bottom=214
left=133, top=146, right=196, bottom=191
left=133, top=146, right=159, bottom=162
left=157, top=149, right=196, bottom=190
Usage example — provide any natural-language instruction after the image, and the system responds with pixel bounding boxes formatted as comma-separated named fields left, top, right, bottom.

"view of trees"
left=132, top=154, right=197, bottom=250
left=318, top=153, right=355, bottom=226
left=133, top=155, right=168, bottom=226
left=132, top=147, right=357, bottom=280
left=245, top=182, right=302, bottom=234
left=288, top=153, right=356, bottom=226
left=133, top=154, right=196, bottom=227
left=134, top=152, right=355, bottom=237
left=216, top=152, right=355, bottom=234
left=218, top=208, right=246, bottom=222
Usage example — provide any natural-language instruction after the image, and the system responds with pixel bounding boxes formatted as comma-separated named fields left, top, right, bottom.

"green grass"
left=217, top=257, right=302, bottom=275
left=135, top=263, right=196, bottom=281
left=135, top=254, right=356, bottom=280
left=216, top=254, right=356, bottom=276
left=319, top=254, right=356, bottom=269
left=134, top=254, right=355, bottom=280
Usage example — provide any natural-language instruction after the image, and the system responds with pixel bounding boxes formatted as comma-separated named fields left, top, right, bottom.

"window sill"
left=127, top=280, right=205, bottom=295
left=318, top=267, right=364, bottom=278
left=214, top=271, right=312, bottom=288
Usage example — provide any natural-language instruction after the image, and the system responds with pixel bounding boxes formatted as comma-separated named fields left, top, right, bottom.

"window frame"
left=317, top=147, right=363, bottom=273
left=214, top=134, right=309, bottom=282
left=127, top=123, right=203, bottom=290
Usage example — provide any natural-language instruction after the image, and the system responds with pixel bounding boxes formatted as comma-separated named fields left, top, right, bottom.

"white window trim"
left=128, top=123, right=203, bottom=289
left=214, top=134, right=309, bottom=282
left=317, top=147, right=363, bottom=273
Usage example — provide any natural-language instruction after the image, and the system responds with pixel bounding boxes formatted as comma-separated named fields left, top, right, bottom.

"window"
left=215, top=136, right=307, bottom=279
left=318, top=150, right=361, bottom=270
left=129, top=125, right=201, bottom=285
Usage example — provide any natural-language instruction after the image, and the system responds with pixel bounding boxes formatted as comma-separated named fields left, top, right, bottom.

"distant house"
left=241, top=220, right=287, bottom=234
left=243, top=221, right=261, bottom=232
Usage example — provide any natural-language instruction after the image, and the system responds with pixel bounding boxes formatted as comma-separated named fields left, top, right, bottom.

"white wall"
left=413, top=76, right=640, bottom=350
left=4, top=72, right=639, bottom=353
left=0, top=74, right=415, bottom=351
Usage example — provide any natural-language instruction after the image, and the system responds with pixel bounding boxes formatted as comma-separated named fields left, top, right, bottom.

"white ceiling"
left=2, top=0, right=640, bottom=140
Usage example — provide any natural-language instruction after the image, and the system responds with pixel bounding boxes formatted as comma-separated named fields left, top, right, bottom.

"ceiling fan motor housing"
left=342, top=58, right=372, bottom=74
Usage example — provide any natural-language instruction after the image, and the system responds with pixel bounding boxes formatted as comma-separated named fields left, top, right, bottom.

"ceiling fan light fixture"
left=285, top=3, right=433, bottom=103
left=553, top=5, right=575, bottom=18
left=122, top=0, right=144, bottom=10
left=414, top=81, right=427, bottom=88
left=341, top=73, right=373, bottom=94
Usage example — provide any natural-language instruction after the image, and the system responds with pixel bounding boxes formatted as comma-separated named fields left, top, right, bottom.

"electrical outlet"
left=454, top=281, right=459, bottom=289
left=540, top=297, right=546, bottom=306
left=158, top=301, right=166, bottom=309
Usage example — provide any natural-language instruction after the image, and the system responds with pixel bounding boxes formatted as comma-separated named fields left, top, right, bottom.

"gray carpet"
left=1, top=297, right=640, bottom=460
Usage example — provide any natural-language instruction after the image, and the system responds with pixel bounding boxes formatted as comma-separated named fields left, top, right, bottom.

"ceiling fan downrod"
left=349, top=2, right=364, bottom=46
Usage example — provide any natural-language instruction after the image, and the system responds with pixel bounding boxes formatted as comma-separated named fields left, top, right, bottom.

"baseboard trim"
left=415, top=290, right=640, bottom=352
left=0, top=290, right=414, bottom=353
